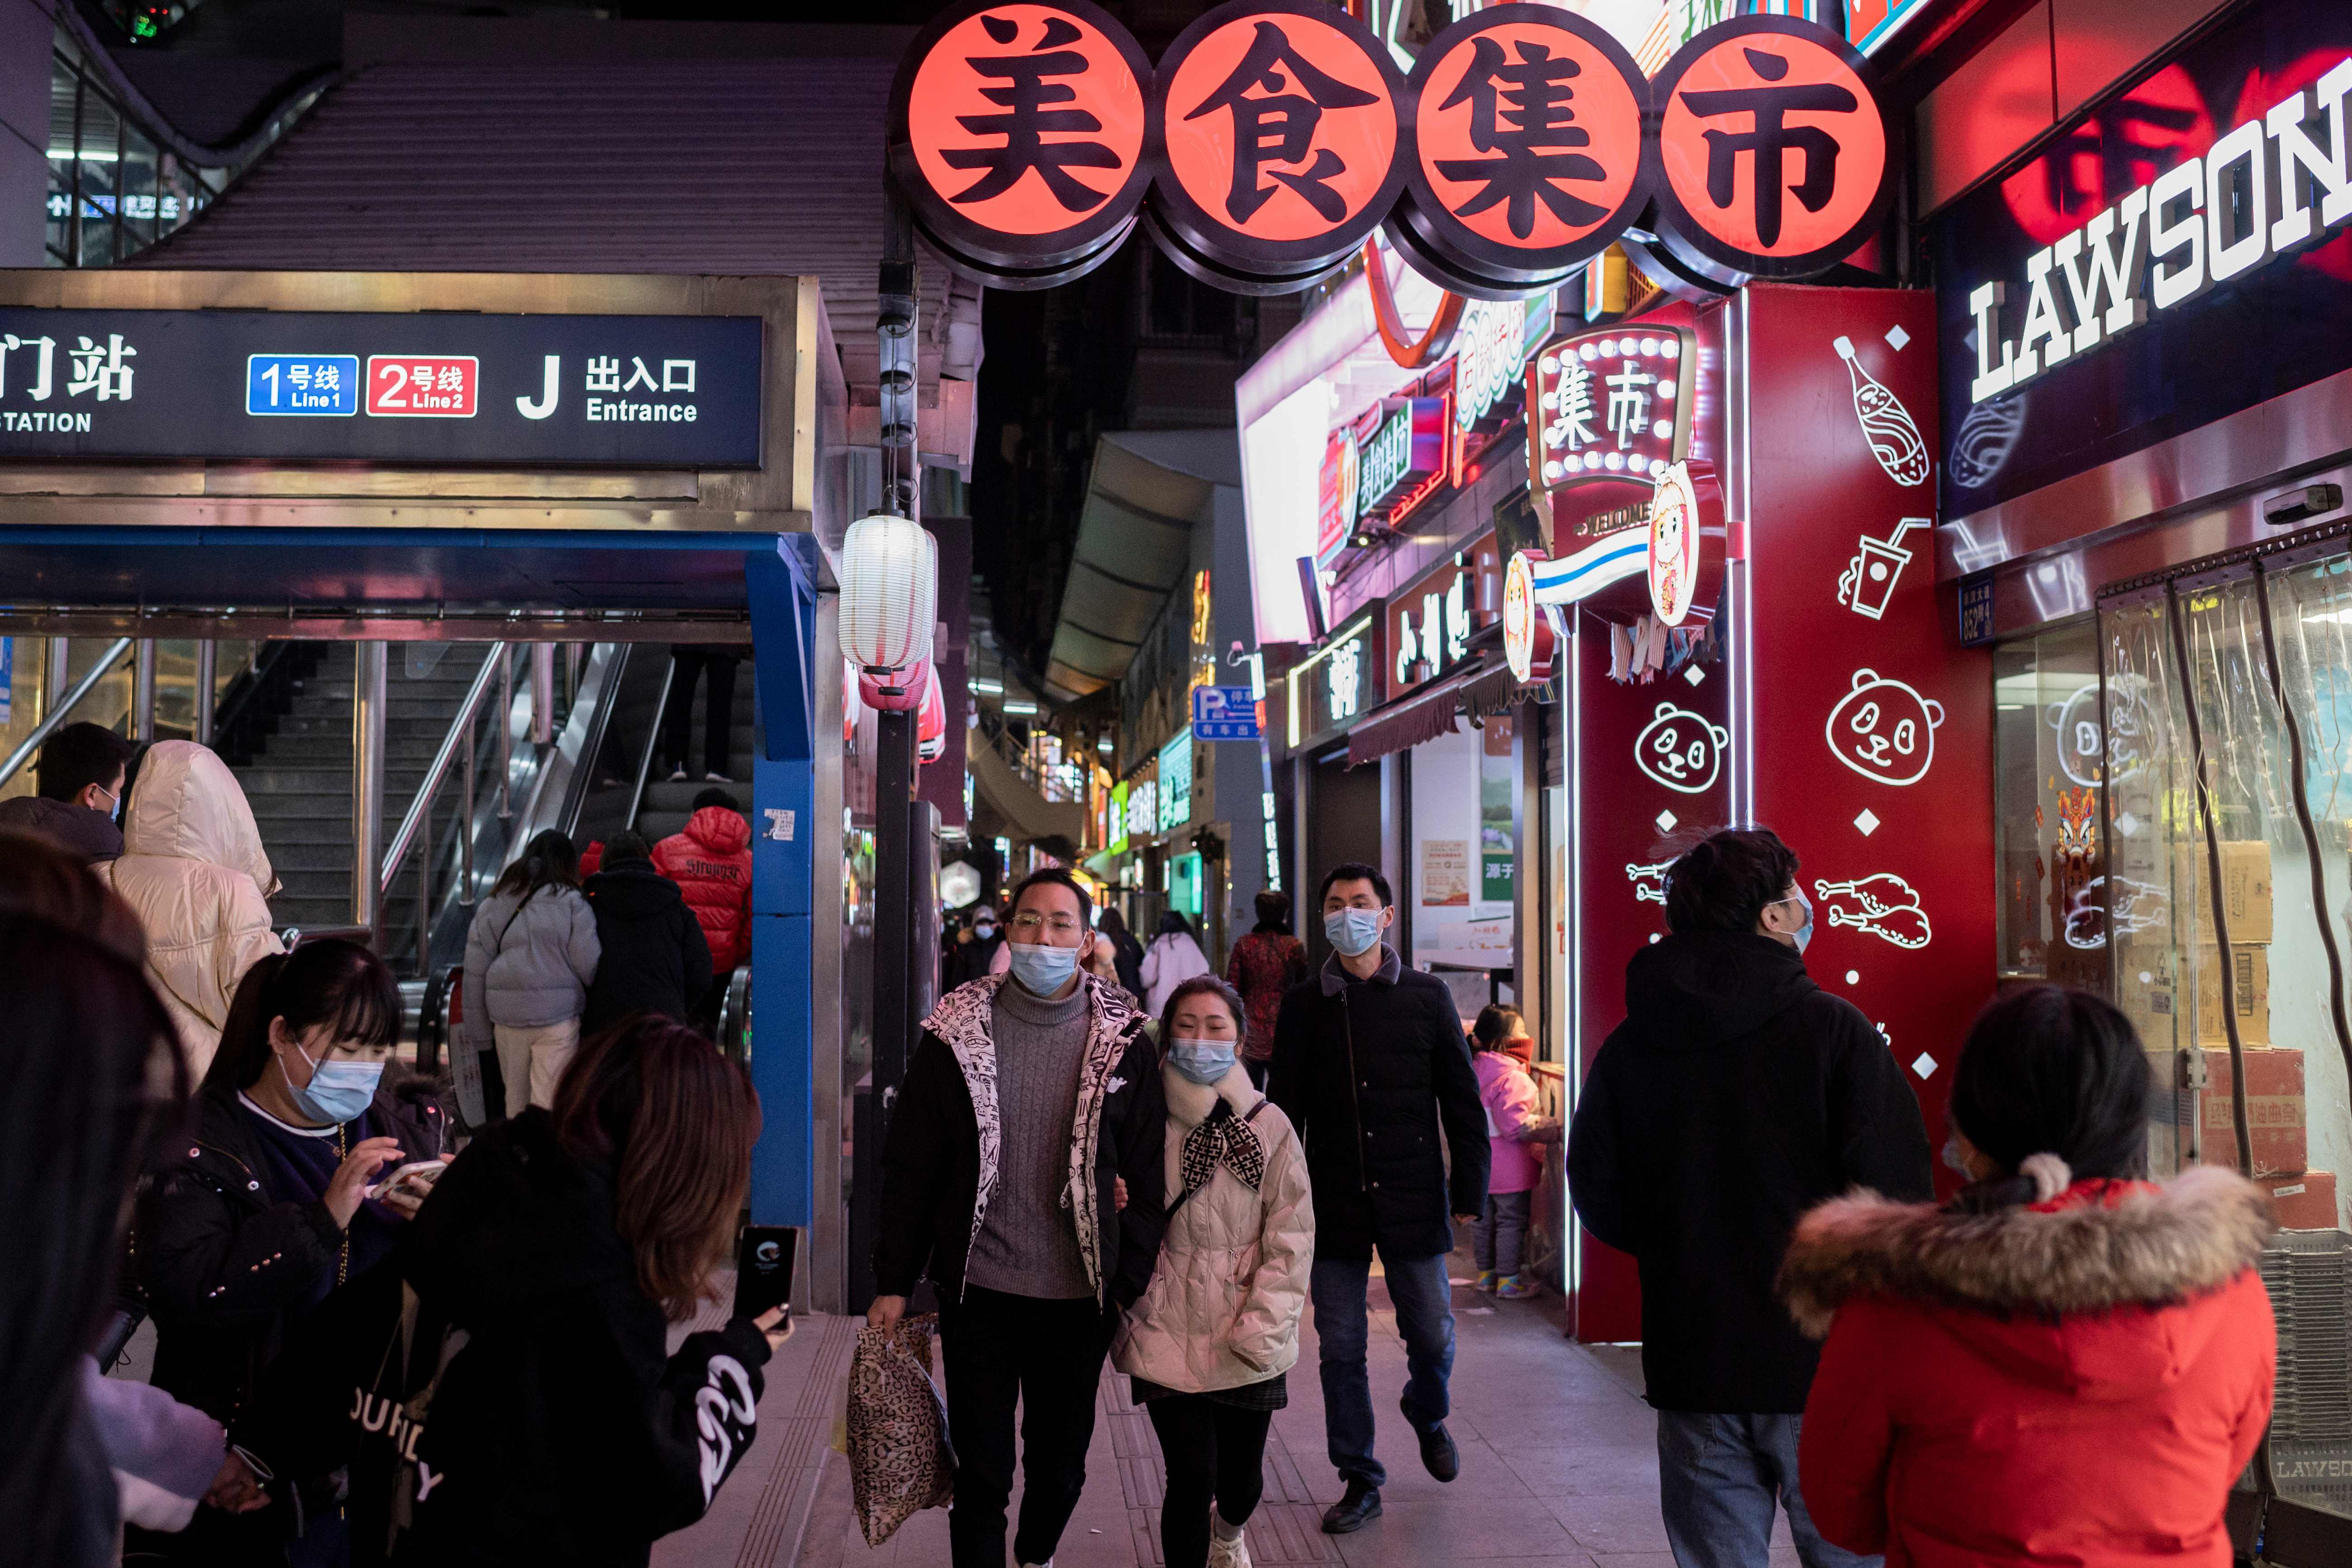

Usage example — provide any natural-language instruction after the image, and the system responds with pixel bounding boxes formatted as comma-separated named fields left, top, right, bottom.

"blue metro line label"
left=246, top=354, right=360, bottom=417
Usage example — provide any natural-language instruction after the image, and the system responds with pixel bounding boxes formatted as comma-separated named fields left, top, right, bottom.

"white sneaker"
left=704, top=771, right=734, bottom=783
left=666, top=766, right=687, bottom=782
left=1207, top=1524, right=1252, bottom=1568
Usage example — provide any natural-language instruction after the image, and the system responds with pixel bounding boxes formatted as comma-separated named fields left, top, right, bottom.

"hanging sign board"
left=1502, top=549, right=1559, bottom=682
left=0, top=309, right=763, bottom=467
left=1527, top=324, right=1693, bottom=493
left=891, top=5, right=1886, bottom=296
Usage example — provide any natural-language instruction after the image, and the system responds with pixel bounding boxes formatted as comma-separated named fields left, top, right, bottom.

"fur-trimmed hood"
left=1780, top=1167, right=2273, bottom=1397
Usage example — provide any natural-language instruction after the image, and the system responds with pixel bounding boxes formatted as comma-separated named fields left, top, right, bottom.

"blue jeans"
left=1311, top=1250, right=1456, bottom=1488
left=1655, top=1412, right=1878, bottom=1568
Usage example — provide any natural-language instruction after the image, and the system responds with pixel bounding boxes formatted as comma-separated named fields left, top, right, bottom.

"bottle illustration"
left=1833, top=336, right=1930, bottom=488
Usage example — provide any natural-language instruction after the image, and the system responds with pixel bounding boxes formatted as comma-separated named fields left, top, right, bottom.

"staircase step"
left=636, top=812, right=690, bottom=842
left=268, top=843, right=354, bottom=871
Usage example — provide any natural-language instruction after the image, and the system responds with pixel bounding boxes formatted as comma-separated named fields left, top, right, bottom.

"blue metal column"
left=746, top=536, right=819, bottom=1225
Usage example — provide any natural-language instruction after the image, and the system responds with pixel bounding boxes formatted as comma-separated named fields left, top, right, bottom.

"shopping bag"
left=845, top=1312, right=955, bottom=1546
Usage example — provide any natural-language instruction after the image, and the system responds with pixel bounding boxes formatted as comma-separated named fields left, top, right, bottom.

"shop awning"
left=1343, top=658, right=1534, bottom=769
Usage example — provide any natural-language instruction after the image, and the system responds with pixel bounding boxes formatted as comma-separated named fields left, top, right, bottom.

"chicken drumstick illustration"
left=1812, top=873, right=1933, bottom=950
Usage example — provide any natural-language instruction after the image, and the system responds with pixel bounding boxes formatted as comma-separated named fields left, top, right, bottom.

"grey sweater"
left=966, top=979, right=1094, bottom=1300
left=461, top=884, right=601, bottom=1055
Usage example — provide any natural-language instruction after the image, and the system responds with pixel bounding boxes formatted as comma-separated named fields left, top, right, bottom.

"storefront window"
left=1410, top=720, right=1519, bottom=1018
left=2097, top=554, right=2352, bottom=1521
left=1993, top=620, right=2108, bottom=990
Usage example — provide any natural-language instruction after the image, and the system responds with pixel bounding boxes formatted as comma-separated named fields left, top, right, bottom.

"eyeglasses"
left=1010, top=912, right=1083, bottom=936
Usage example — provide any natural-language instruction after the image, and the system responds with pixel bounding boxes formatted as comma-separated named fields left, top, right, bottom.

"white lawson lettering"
left=1969, top=57, right=2352, bottom=405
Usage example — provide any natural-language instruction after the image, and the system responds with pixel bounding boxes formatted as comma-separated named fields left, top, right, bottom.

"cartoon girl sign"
left=1647, top=461, right=1702, bottom=627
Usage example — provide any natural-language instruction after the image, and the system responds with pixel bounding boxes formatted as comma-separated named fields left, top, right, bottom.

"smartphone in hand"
left=733, top=1226, right=798, bottom=1326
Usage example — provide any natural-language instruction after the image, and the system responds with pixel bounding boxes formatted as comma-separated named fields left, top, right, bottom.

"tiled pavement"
left=658, top=1245, right=1805, bottom=1568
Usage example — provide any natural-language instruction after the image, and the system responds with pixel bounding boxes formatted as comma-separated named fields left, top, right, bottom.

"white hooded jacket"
left=99, top=741, right=282, bottom=1077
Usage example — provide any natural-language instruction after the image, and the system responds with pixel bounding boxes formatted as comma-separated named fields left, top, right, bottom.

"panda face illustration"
left=1825, top=669, right=1943, bottom=787
left=1635, top=703, right=1727, bottom=795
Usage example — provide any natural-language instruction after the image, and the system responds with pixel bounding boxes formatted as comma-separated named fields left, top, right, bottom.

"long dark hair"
left=205, top=939, right=401, bottom=1099
left=1253, top=888, right=1292, bottom=933
left=1156, top=909, right=1196, bottom=940
left=551, top=1016, right=760, bottom=1322
left=0, top=911, right=184, bottom=1566
left=1096, top=905, right=1132, bottom=945
left=1949, top=985, right=2152, bottom=1211
left=1159, top=974, right=1245, bottom=1046
left=491, top=829, right=580, bottom=902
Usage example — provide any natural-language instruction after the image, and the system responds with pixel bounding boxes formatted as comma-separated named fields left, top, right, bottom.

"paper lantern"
left=838, top=513, right=937, bottom=677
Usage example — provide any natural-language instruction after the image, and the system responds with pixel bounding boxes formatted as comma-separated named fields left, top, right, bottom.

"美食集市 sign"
left=0, top=309, right=762, bottom=467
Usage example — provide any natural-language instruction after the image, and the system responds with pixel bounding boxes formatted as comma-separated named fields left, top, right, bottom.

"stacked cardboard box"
left=2200, top=1046, right=2306, bottom=1176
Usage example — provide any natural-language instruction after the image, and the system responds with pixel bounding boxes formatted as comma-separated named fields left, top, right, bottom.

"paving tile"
left=1548, top=1492, right=1674, bottom=1555
left=1499, top=1442, right=1662, bottom=1497
left=1326, top=1497, right=1583, bottom=1567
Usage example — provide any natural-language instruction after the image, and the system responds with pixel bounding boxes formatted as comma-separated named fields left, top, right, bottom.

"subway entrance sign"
left=0, top=308, right=762, bottom=467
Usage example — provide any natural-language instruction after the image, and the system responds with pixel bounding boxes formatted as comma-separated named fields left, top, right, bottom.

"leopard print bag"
left=846, top=1313, right=956, bottom=1546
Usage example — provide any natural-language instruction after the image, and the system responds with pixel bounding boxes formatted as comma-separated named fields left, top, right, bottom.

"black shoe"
left=1321, top=1480, right=1382, bottom=1534
left=1419, top=1424, right=1460, bottom=1482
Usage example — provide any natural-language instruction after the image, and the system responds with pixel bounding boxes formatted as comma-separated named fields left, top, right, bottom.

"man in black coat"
left=1267, top=861, right=1488, bottom=1535
left=0, top=720, right=132, bottom=863
left=1569, top=827, right=1932, bottom=1568
left=580, top=830, right=712, bottom=1036
left=870, top=869, right=1168, bottom=1568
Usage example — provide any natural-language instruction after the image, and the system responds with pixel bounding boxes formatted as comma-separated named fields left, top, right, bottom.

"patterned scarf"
left=1180, top=1100, right=1267, bottom=1199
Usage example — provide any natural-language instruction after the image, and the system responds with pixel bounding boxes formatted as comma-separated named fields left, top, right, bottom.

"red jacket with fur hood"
left=1781, top=1167, right=2276, bottom=1568
left=651, top=807, right=753, bottom=975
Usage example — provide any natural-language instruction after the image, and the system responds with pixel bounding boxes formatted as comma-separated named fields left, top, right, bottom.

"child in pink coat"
left=1470, top=1006, right=1562, bottom=1297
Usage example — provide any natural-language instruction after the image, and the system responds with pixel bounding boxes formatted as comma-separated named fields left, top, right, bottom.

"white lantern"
left=837, top=513, right=937, bottom=676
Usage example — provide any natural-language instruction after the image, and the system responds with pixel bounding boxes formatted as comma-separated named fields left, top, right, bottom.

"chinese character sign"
left=1403, top=6, right=1649, bottom=292
left=1528, top=326, right=1692, bottom=494
left=890, top=8, right=1883, bottom=292
left=893, top=0, right=1152, bottom=278
left=1651, top=15, right=1889, bottom=279
left=1152, top=0, right=1403, bottom=276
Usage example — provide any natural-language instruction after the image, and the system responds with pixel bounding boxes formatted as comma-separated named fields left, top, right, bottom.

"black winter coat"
left=581, top=858, right=713, bottom=1034
left=1568, top=930, right=1934, bottom=1414
left=873, top=973, right=1168, bottom=1309
left=135, top=1070, right=450, bottom=1426
left=233, top=1111, right=770, bottom=1568
left=1266, top=948, right=1489, bottom=1261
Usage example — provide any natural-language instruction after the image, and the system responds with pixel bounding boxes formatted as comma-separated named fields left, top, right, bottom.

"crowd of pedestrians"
left=0, top=706, right=2293, bottom=1568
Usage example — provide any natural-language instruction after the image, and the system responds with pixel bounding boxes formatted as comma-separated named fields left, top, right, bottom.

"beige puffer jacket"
left=98, top=741, right=282, bottom=1079
left=1113, top=1059, right=1314, bottom=1394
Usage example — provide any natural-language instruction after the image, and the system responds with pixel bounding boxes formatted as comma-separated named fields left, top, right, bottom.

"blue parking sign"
left=246, top=354, right=361, bottom=417
left=1192, top=685, right=1260, bottom=741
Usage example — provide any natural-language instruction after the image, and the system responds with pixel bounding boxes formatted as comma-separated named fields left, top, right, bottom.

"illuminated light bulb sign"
left=890, top=5, right=1888, bottom=295
left=1528, top=326, right=1693, bottom=492
left=1965, top=58, right=2352, bottom=405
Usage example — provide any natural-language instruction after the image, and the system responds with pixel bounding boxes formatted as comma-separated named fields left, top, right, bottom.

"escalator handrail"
left=380, top=645, right=513, bottom=900
left=0, top=637, right=135, bottom=789
left=624, top=656, right=676, bottom=833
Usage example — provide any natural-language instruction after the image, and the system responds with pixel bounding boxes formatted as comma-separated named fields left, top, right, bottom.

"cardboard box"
left=2194, top=945, right=2271, bottom=1045
left=2192, top=840, right=2273, bottom=944
left=2200, top=1046, right=2307, bottom=1176
left=2265, top=1172, right=2339, bottom=1230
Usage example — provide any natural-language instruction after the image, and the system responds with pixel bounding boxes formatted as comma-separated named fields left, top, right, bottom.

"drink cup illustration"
left=1838, top=518, right=1931, bottom=620
left=1833, top=336, right=1931, bottom=488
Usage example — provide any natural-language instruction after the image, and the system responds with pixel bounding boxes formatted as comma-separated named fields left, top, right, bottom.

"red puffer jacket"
left=1781, top=1167, right=2276, bottom=1568
left=652, top=806, right=753, bottom=975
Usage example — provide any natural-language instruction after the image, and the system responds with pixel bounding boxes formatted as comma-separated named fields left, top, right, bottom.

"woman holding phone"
left=227, top=1016, right=786, bottom=1568
left=1114, top=975, right=1314, bottom=1568
left=135, top=937, right=448, bottom=1564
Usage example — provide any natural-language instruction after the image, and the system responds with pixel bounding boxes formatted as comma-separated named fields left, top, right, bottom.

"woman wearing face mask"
left=1114, top=976, right=1313, bottom=1568
left=135, top=937, right=447, bottom=1565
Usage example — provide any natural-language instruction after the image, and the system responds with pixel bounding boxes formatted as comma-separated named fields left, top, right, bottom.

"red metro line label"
left=366, top=356, right=477, bottom=418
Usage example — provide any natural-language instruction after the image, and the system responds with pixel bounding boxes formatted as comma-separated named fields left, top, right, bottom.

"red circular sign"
left=1150, top=0, right=1406, bottom=278
left=1404, top=5, right=1648, bottom=286
left=1650, top=16, right=1889, bottom=281
left=890, top=0, right=1152, bottom=278
left=2000, top=63, right=2211, bottom=246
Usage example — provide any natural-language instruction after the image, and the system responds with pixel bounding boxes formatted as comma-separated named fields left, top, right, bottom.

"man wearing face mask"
left=871, top=868, right=1168, bottom=1568
left=1266, top=861, right=1488, bottom=1535
left=1568, top=828, right=1930, bottom=1568
left=0, top=720, right=134, bottom=864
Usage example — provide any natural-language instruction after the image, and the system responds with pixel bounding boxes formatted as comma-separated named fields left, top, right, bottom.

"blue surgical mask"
left=283, top=1042, right=384, bottom=1126
left=1324, top=907, right=1385, bottom=957
left=1167, top=1038, right=1236, bottom=1085
left=1790, top=893, right=1814, bottom=955
left=974, top=921, right=996, bottom=939
left=1007, top=941, right=1079, bottom=997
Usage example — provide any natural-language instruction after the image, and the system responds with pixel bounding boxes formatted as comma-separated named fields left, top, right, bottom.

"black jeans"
left=1145, top=1396, right=1273, bottom=1568
left=936, top=1286, right=1113, bottom=1568
left=660, top=648, right=740, bottom=779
